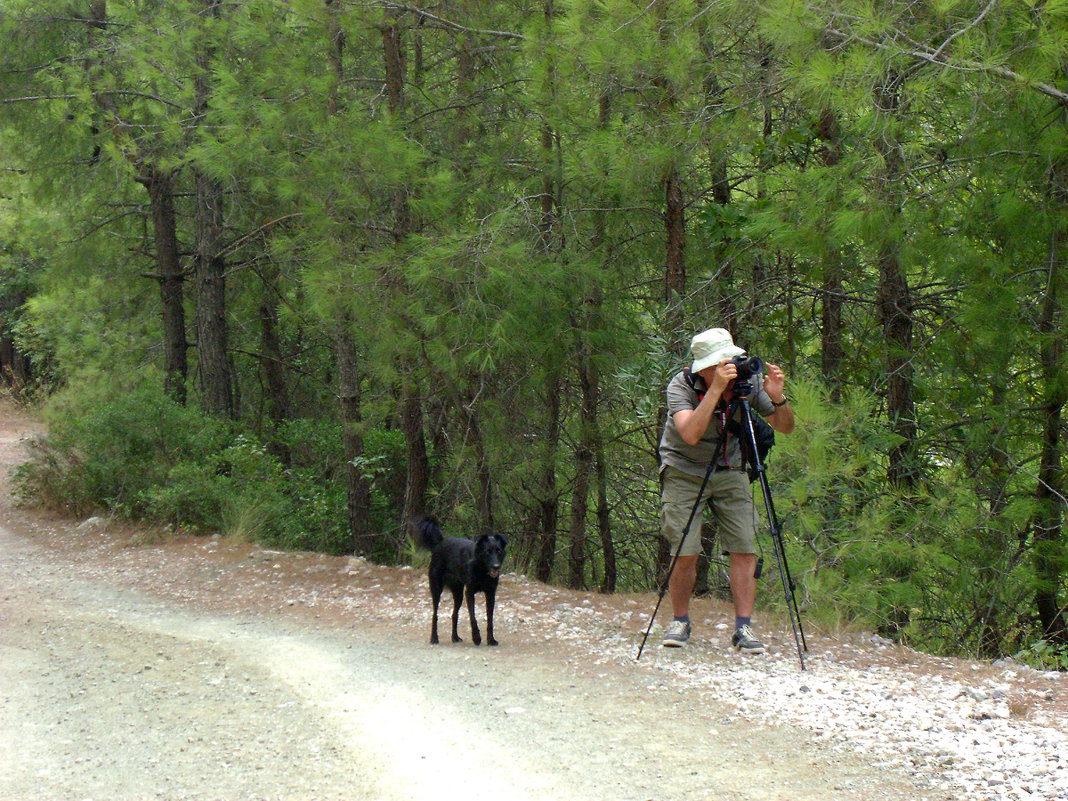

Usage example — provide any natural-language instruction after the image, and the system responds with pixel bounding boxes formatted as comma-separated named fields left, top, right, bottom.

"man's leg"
left=669, top=553, right=700, bottom=619
left=713, top=470, right=765, bottom=653
left=728, top=551, right=765, bottom=652
left=660, top=467, right=707, bottom=621
left=660, top=467, right=706, bottom=647
left=728, top=552, right=757, bottom=618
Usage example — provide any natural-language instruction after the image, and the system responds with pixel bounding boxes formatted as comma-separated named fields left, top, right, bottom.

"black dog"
left=417, top=516, right=507, bottom=646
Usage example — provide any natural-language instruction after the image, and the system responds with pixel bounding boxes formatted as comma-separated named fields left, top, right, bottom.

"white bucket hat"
left=690, top=328, right=745, bottom=373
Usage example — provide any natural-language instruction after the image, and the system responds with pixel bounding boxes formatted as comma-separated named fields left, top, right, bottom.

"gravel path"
left=0, top=403, right=1065, bottom=801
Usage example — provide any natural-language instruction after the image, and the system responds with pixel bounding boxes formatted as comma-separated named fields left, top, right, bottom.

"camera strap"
left=682, top=366, right=705, bottom=401
left=683, top=367, right=733, bottom=465
left=684, top=367, right=773, bottom=472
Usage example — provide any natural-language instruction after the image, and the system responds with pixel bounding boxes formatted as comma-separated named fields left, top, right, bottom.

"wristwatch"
left=772, top=396, right=789, bottom=408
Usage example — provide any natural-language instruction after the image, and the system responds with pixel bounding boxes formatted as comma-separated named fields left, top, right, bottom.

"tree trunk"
left=595, top=434, right=615, bottom=593
left=568, top=439, right=592, bottom=590
left=0, top=288, right=32, bottom=389
left=571, top=295, right=615, bottom=593
left=194, top=171, right=233, bottom=418
left=333, top=319, right=375, bottom=557
left=456, top=27, right=475, bottom=174
left=695, top=9, right=737, bottom=333
left=873, top=75, right=917, bottom=487
left=381, top=7, right=410, bottom=242
left=380, top=6, right=429, bottom=533
left=258, top=273, right=290, bottom=462
left=401, top=385, right=429, bottom=533
left=325, top=0, right=345, bottom=115
left=817, top=108, right=845, bottom=399
left=462, top=402, right=496, bottom=536
left=534, top=366, right=561, bottom=583
left=1032, top=208, right=1068, bottom=645
left=877, top=232, right=916, bottom=487
left=870, top=73, right=918, bottom=639
left=138, top=166, right=188, bottom=404
left=655, top=0, right=685, bottom=329
left=88, top=3, right=189, bottom=404
left=0, top=337, right=30, bottom=388
left=656, top=19, right=689, bottom=574
left=664, top=166, right=686, bottom=314
left=193, top=0, right=233, bottom=418
left=658, top=139, right=687, bottom=585
left=532, top=4, right=562, bottom=582
left=569, top=328, right=612, bottom=591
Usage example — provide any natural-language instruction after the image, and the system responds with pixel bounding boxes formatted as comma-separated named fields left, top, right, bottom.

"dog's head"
left=475, top=532, right=508, bottom=578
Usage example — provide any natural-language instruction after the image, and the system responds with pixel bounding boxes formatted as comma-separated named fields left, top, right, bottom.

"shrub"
left=14, top=387, right=411, bottom=558
left=14, top=387, right=230, bottom=515
left=272, top=418, right=406, bottom=555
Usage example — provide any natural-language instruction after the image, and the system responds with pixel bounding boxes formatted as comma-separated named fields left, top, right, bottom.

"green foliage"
left=14, top=386, right=408, bottom=556
left=3, top=0, right=1067, bottom=666
left=766, top=378, right=1047, bottom=662
left=1016, top=639, right=1068, bottom=672
left=140, top=434, right=286, bottom=533
left=21, top=386, right=234, bottom=516
left=274, top=419, right=407, bottom=554
left=766, top=379, right=904, bottom=624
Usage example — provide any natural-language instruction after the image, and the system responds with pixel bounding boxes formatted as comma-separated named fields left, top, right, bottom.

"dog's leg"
left=485, top=588, right=497, bottom=646
left=429, top=584, right=442, bottom=645
left=450, top=586, right=464, bottom=643
left=466, top=588, right=482, bottom=646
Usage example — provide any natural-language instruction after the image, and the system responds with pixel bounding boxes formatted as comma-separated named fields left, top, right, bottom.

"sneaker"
left=731, top=624, right=765, bottom=654
left=662, top=619, right=692, bottom=648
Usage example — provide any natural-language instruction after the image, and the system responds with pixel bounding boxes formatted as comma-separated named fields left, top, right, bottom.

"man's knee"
left=677, top=553, right=700, bottom=569
left=670, top=554, right=700, bottom=588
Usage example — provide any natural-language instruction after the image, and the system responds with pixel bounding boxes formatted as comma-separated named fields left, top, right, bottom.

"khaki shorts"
left=660, top=465, right=757, bottom=557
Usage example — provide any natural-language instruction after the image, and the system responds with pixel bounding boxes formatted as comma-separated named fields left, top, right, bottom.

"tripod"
left=637, top=392, right=808, bottom=669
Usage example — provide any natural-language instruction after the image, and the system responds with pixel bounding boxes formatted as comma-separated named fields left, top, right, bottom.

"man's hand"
left=762, top=363, right=795, bottom=434
left=709, top=358, right=736, bottom=395
left=676, top=357, right=736, bottom=446
left=763, top=363, right=786, bottom=402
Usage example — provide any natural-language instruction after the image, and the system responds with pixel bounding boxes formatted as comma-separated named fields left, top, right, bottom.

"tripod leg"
left=769, top=524, right=807, bottom=668
left=637, top=464, right=714, bottom=660
left=636, top=526, right=688, bottom=660
left=739, top=397, right=807, bottom=670
left=775, top=528, right=808, bottom=652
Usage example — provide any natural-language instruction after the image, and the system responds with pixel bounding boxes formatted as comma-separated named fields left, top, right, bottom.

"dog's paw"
left=488, top=637, right=499, bottom=647
left=430, top=635, right=439, bottom=645
left=452, top=635, right=463, bottom=643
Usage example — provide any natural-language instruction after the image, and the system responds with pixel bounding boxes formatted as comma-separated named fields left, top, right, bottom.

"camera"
left=728, top=354, right=763, bottom=381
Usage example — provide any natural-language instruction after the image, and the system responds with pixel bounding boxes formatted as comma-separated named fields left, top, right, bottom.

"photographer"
left=658, top=328, right=794, bottom=651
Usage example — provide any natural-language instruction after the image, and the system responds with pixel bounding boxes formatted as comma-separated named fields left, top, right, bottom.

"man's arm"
left=761, top=363, right=795, bottom=435
left=673, top=359, right=734, bottom=445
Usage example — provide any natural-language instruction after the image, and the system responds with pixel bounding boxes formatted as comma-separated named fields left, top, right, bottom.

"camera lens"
left=731, top=355, right=762, bottom=381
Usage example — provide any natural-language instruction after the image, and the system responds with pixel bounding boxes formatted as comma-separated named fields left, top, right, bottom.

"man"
left=658, top=327, right=794, bottom=651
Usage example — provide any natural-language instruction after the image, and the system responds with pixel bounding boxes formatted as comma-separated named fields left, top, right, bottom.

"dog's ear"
left=495, top=532, right=508, bottom=547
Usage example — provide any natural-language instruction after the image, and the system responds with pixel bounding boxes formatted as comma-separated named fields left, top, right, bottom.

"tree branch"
left=219, top=213, right=304, bottom=258
left=375, top=2, right=524, bottom=40
left=0, top=94, right=76, bottom=104
left=826, top=24, right=1068, bottom=107
left=929, top=0, right=999, bottom=63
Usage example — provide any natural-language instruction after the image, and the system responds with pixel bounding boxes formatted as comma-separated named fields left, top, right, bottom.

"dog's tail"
left=417, top=516, right=444, bottom=550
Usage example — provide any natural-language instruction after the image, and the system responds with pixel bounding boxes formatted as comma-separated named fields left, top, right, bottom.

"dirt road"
left=0, top=402, right=1059, bottom=801
left=1, top=524, right=933, bottom=801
